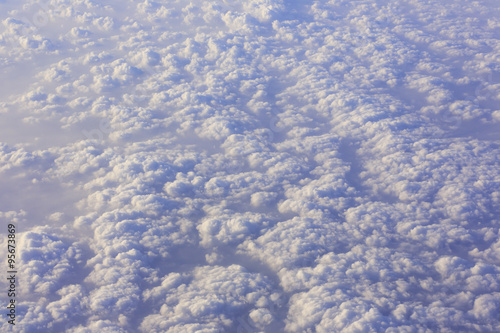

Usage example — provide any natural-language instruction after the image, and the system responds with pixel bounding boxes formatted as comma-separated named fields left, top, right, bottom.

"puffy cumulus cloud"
left=282, top=245, right=500, bottom=332
left=0, top=210, right=26, bottom=224
left=0, top=143, right=46, bottom=172
left=47, top=284, right=88, bottom=321
left=82, top=216, right=162, bottom=324
left=88, top=281, right=141, bottom=318
left=285, top=283, right=390, bottom=332
left=405, top=73, right=453, bottom=105
left=69, top=144, right=210, bottom=325
left=220, top=11, right=260, bottom=35
left=358, top=136, right=500, bottom=221
left=9, top=284, right=90, bottom=333
left=48, top=141, right=114, bottom=182
left=221, top=133, right=270, bottom=157
left=0, top=18, right=54, bottom=57
left=129, top=47, right=161, bottom=68
left=36, top=60, right=72, bottom=82
left=140, top=264, right=281, bottom=332
left=198, top=210, right=269, bottom=247
left=275, top=133, right=341, bottom=161
left=341, top=202, right=408, bottom=249
left=470, top=230, right=500, bottom=265
left=72, top=104, right=169, bottom=143
left=202, top=170, right=277, bottom=203
left=269, top=134, right=359, bottom=216
left=86, top=210, right=196, bottom=263
left=278, top=159, right=356, bottom=216
left=239, top=217, right=341, bottom=271
left=195, top=115, right=246, bottom=141
left=0, top=299, right=52, bottom=332
left=68, top=320, right=128, bottom=333
left=279, top=245, right=427, bottom=293
left=78, top=150, right=205, bottom=215
left=242, top=0, right=285, bottom=23
left=250, top=191, right=278, bottom=207
left=29, top=142, right=203, bottom=329
left=470, top=293, right=500, bottom=322
left=246, top=151, right=311, bottom=183
left=277, top=172, right=355, bottom=218
left=18, top=226, right=86, bottom=296
left=2, top=0, right=500, bottom=331
left=90, top=59, right=142, bottom=93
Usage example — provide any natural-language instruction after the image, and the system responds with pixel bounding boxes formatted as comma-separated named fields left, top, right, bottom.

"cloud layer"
left=0, top=0, right=499, bottom=332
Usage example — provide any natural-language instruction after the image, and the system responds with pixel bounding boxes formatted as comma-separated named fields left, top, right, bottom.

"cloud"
left=19, top=227, right=85, bottom=296
left=198, top=210, right=268, bottom=246
left=1, top=0, right=500, bottom=331
left=140, top=264, right=281, bottom=332
left=47, top=284, right=88, bottom=323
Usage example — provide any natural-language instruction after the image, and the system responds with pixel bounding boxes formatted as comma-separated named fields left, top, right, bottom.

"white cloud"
left=198, top=210, right=268, bottom=246
left=1, top=0, right=500, bottom=331
left=140, top=264, right=280, bottom=332
left=19, top=227, right=85, bottom=296
left=47, top=284, right=88, bottom=323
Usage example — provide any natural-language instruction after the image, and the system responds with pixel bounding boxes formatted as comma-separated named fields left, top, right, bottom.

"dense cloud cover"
left=0, top=0, right=499, bottom=332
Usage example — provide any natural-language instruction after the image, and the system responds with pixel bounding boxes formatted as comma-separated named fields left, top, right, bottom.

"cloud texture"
left=0, top=0, right=499, bottom=332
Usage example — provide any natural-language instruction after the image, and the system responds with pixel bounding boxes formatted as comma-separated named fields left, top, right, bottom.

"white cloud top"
left=0, top=0, right=499, bottom=332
